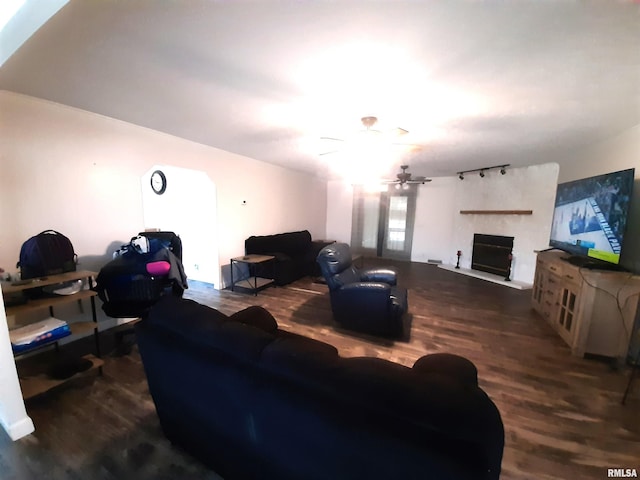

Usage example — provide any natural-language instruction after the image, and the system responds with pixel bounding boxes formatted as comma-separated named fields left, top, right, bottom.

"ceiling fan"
left=319, top=116, right=418, bottom=156
left=383, top=165, right=432, bottom=189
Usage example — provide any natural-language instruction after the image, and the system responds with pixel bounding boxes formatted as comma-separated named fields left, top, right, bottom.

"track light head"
left=457, top=164, right=509, bottom=179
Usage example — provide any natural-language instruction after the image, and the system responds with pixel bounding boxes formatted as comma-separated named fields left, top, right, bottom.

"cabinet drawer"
left=540, top=301, right=556, bottom=324
left=543, top=274, right=560, bottom=302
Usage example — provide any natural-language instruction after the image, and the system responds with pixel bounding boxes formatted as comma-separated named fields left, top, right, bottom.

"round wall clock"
left=150, top=170, right=167, bottom=195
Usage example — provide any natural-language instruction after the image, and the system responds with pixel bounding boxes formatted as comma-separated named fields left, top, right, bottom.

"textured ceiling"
left=1, top=1, right=638, bottom=180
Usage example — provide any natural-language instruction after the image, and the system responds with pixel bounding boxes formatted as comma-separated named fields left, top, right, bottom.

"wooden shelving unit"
left=2, top=270, right=103, bottom=398
left=19, top=355, right=104, bottom=399
left=7, top=289, right=97, bottom=317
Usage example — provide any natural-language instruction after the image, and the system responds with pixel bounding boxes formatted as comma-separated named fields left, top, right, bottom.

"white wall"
left=325, top=165, right=558, bottom=284
left=411, top=177, right=457, bottom=264
left=557, top=125, right=640, bottom=272
left=141, top=165, right=219, bottom=286
left=450, top=163, right=559, bottom=283
left=0, top=91, right=327, bottom=282
left=325, top=180, right=354, bottom=243
left=325, top=178, right=459, bottom=262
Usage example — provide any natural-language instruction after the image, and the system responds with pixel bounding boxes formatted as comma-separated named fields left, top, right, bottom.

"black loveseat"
left=244, top=230, right=330, bottom=285
left=136, top=296, right=504, bottom=480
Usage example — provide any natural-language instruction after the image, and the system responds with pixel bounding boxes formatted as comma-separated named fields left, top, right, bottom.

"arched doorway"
left=141, top=166, right=220, bottom=288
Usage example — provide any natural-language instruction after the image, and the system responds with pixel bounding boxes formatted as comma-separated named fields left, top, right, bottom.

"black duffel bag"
left=17, top=230, right=77, bottom=280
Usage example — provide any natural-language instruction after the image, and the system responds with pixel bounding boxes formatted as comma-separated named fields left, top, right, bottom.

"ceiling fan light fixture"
left=319, top=116, right=419, bottom=159
left=361, top=116, right=378, bottom=129
left=384, top=165, right=431, bottom=189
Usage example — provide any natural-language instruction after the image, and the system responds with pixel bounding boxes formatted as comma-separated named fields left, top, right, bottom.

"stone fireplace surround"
left=447, top=163, right=560, bottom=286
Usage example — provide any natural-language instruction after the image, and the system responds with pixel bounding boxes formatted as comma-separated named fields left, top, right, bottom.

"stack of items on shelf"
left=9, top=317, right=71, bottom=354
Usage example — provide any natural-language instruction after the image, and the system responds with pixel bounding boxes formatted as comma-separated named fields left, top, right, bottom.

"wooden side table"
left=230, top=255, right=276, bottom=296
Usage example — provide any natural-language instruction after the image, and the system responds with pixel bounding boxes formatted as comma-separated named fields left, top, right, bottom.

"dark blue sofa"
left=135, top=295, right=504, bottom=480
left=244, top=230, right=330, bottom=286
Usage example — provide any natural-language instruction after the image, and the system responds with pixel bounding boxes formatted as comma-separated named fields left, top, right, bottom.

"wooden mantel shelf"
left=459, top=210, right=533, bottom=215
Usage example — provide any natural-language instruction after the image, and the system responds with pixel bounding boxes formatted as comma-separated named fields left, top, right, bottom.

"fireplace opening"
left=472, top=234, right=514, bottom=276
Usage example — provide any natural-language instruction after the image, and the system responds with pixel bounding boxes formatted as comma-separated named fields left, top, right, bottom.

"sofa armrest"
left=413, top=353, right=478, bottom=388
left=334, top=282, right=392, bottom=311
left=359, top=268, right=397, bottom=286
left=311, top=239, right=335, bottom=254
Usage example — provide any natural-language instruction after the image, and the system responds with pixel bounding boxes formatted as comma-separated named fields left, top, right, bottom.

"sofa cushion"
left=278, top=230, right=312, bottom=255
left=332, top=266, right=360, bottom=289
left=266, top=252, right=292, bottom=262
left=146, top=296, right=275, bottom=363
left=229, top=305, right=278, bottom=333
left=147, top=295, right=228, bottom=334
left=245, top=230, right=312, bottom=256
left=329, top=356, right=497, bottom=445
left=334, top=356, right=416, bottom=409
left=260, top=334, right=340, bottom=391
left=211, top=321, right=276, bottom=362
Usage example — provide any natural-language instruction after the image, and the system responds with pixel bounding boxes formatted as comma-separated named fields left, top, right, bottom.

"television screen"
left=549, top=168, right=635, bottom=265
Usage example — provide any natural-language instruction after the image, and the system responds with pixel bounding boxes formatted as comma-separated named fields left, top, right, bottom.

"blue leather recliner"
left=316, top=243, right=408, bottom=336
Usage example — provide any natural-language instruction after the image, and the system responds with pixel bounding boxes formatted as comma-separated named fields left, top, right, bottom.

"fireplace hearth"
left=472, top=234, right=514, bottom=277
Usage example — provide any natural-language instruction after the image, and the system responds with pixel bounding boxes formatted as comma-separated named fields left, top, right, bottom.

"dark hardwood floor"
left=1, top=259, right=638, bottom=479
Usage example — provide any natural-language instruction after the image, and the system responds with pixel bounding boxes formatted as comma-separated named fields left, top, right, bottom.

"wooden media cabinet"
left=531, top=251, right=640, bottom=363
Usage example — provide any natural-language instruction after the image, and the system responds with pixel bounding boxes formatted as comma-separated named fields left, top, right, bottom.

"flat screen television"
left=549, top=168, right=635, bottom=267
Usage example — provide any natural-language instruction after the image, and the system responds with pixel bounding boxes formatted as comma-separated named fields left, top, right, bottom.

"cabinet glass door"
left=558, top=288, right=577, bottom=340
left=532, top=269, right=544, bottom=304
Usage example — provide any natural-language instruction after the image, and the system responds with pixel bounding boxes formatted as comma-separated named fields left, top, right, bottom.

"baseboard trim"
left=1, top=415, right=34, bottom=441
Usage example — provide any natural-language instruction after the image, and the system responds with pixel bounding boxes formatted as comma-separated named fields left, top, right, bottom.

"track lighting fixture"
left=456, top=164, right=510, bottom=180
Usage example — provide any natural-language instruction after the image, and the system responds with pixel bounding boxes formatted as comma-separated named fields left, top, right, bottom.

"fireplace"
left=472, top=234, right=514, bottom=277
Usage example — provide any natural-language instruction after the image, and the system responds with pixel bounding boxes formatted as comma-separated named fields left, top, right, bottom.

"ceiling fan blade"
left=392, top=127, right=409, bottom=136
left=319, top=150, right=341, bottom=156
left=407, top=178, right=432, bottom=183
left=320, top=137, right=345, bottom=142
